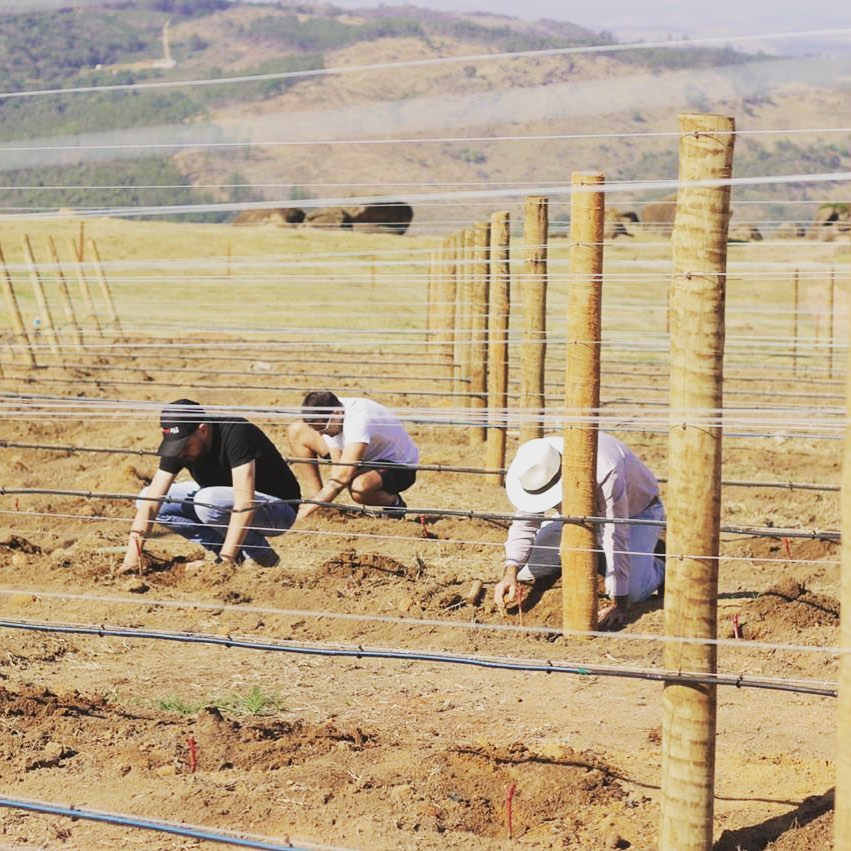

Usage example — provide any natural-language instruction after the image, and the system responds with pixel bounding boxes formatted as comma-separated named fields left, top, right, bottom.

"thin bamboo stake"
left=88, top=240, right=125, bottom=341
left=520, top=196, right=548, bottom=443
left=21, top=234, right=61, bottom=354
left=68, top=239, right=103, bottom=338
left=830, top=268, right=836, bottom=379
left=0, top=241, right=36, bottom=366
left=469, top=221, right=490, bottom=445
left=486, top=211, right=511, bottom=481
left=793, top=268, right=799, bottom=374
left=561, top=172, right=604, bottom=638
left=660, top=113, right=735, bottom=851
left=425, top=249, right=435, bottom=340
left=47, top=236, right=84, bottom=347
left=76, top=221, right=85, bottom=261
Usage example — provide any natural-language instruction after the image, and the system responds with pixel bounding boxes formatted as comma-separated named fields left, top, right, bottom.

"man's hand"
left=494, top=565, right=520, bottom=610
left=598, top=596, right=630, bottom=630
left=122, top=546, right=142, bottom=572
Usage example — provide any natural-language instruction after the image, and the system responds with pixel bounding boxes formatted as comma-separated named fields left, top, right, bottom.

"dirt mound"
left=187, top=706, right=377, bottom=773
left=729, top=535, right=838, bottom=563
left=401, top=741, right=631, bottom=843
left=0, top=535, right=42, bottom=554
left=318, top=548, right=416, bottom=581
left=738, top=577, right=839, bottom=639
left=717, top=790, right=834, bottom=850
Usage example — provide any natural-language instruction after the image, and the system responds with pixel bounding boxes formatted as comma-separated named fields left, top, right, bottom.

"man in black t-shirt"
left=122, top=399, right=300, bottom=571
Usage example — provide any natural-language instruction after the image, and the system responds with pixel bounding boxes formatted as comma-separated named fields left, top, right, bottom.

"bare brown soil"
left=0, top=350, right=842, bottom=850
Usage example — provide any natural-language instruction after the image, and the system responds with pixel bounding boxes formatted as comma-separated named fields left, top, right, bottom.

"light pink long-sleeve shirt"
left=504, top=432, right=659, bottom=598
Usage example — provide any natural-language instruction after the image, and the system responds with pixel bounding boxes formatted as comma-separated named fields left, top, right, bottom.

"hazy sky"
left=286, top=0, right=851, bottom=42
left=3, top=0, right=850, bottom=40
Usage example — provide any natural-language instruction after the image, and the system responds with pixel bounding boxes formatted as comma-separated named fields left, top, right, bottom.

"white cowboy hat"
left=505, top=436, right=565, bottom=513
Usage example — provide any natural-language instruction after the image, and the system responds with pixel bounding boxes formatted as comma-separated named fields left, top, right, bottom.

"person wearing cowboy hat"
left=495, top=433, right=665, bottom=630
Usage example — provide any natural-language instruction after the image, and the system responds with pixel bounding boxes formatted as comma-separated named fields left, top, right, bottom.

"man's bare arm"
left=218, top=460, right=257, bottom=562
left=297, top=443, right=367, bottom=520
left=122, top=469, right=175, bottom=570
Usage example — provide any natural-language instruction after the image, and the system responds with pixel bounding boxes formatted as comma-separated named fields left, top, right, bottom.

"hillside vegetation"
left=0, top=0, right=846, bottom=226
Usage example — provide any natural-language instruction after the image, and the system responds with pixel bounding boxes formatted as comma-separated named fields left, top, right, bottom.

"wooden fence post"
left=469, top=221, right=490, bottom=445
left=426, top=249, right=436, bottom=341
left=457, top=228, right=474, bottom=408
left=793, top=268, right=799, bottom=374
left=486, top=211, right=511, bottom=481
left=453, top=231, right=467, bottom=399
left=88, top=240, right=125, bottom=341
left=48, top=236, right=84, bottom=347
left=660, top=112, right=735, bottom=851
left=0, top=242, right=36, bottom=366
left=439, top=235, right=457, bottom=381
left=22, top=234, right=61, bottom=355
left=561, top=172, right=605, bottom=638
left=835, top=302, right=851, bottom=849
left=519, top=196, right=548, bottom=443
left=68, top=239, right=103, bottom=338
left=830, top=268, right=836, bottom=379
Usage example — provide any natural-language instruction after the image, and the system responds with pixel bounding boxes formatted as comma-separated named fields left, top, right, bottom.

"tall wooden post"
left=457, top=228, right=474, bottom=408
left=835, top=303, right=851, bottom=849
left=439, top=235, right=457, bottom=381
left=0, top=242, right=36, bottom=366
left=561, top=172, right=605, bottom=637
left=453, top=231, right=467, bottom=398
left=47, top=236, right=84, bottom=347
left=486, top=211, right=511, bottom=480
left=469, top=221, right=490, bottom=444
left=519, top=196, right=548, bottom=443
left=660, top=113, right=735, bottom=851
left=68, top=239, right=103, bottom=338
left=88, top=240, right=125, bottom=340
left=21, top=234, right=61, bottom=354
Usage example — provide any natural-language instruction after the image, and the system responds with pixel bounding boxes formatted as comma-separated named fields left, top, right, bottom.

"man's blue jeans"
left=138, top=480, right=295, bottom=563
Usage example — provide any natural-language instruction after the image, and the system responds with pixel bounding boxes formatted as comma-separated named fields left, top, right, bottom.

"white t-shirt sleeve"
left=322, top=434, right=345, bottom=453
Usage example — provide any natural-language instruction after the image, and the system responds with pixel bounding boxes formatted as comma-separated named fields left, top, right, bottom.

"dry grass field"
left=0, top=215, right=849, bottom=849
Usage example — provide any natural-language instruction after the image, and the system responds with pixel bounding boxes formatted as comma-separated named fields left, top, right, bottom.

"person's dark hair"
left=301, top=390, right=342, bottom=426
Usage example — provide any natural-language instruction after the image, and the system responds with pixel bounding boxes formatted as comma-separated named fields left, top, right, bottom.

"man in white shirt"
left=288, top=390, right=419, bottom=521
left=494, top=433, right=665, bottom=630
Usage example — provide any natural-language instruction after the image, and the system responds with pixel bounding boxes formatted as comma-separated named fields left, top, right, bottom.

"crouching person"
left=494, top=433, right=665, bottom=630
left=122, top=398, right=300, bottom=571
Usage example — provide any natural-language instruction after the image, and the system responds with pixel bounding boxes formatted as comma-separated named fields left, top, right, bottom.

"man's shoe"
left=242, top=547, right=280, bottom=568
left=383, top=495, right=407, bottom=520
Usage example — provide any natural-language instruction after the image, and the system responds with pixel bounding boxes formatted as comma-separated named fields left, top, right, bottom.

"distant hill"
left=0, top=0, right=847, bottom=229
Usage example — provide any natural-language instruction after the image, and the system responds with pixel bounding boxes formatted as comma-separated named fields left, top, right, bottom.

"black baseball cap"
left=157, top=399, right=207, bottom=458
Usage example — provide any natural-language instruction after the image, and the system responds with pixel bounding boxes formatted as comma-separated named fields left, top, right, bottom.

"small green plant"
left=152, top=686, right=282, bottom=716
left=218, top=686, right=284, bottom=716
left=155, top=695, right=202, bottom=715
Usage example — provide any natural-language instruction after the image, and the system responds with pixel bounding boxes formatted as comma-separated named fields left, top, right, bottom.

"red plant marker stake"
left=732, top=614, right=742, bottom=639
left=186, top=736, right=198, bottom=773
left=418, top=514, right=436, bottom=539
left=506, top=782, right=517, bottom=839
left=783, top=537, right=793, bottom=561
